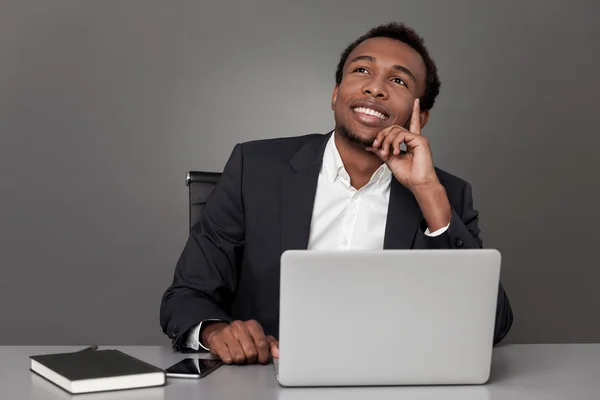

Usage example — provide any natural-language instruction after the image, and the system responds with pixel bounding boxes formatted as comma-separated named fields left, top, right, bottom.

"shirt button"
left=341, top=238, right=348, bottom=245
left=454, top=238, right=464, bottom=248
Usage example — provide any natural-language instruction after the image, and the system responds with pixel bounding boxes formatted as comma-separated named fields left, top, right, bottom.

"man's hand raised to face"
left=366, top=98, right=437, bottom=191
left=367, top=98, right=452, bottom=232
left=201, top=320, right=279, bottom=365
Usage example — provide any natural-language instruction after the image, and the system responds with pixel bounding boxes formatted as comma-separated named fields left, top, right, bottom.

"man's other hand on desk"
left=201, top=320, right=279, bottom=365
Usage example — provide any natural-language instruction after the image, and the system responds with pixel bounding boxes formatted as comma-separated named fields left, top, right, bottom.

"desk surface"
left=1, top=344, right=599, bottom=400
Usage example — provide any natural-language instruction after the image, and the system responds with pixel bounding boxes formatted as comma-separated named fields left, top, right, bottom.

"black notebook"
left=30, top=349, right=165, bottom=394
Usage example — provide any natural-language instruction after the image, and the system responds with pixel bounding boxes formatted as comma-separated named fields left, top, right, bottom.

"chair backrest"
left=186, top=171, right=222, bottom=232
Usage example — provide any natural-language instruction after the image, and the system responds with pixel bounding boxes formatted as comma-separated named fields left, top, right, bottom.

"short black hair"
left=335, top=22, right=441, bottom=111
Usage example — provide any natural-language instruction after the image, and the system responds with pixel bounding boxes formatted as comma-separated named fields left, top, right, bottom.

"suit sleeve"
left=160, top=144, right=245, bottom=351
left=415, top=182, right=514, bottom=345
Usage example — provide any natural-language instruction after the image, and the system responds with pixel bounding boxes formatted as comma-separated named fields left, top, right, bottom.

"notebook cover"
left=30, top=349, right=164, bottom=381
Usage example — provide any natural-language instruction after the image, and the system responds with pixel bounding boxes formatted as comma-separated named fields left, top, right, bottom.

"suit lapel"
left=280, top=133, right=331, bottom=252
left=383, top=178, right=423, bottom=249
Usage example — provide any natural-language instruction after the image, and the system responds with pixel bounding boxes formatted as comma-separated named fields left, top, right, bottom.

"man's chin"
left=338, top=125, right=375, bottom=148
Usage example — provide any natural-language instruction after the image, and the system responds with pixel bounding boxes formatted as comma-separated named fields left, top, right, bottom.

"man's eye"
left=392, top=77, right=407, bottom=86
left=354, top=67, right=368, bottom=74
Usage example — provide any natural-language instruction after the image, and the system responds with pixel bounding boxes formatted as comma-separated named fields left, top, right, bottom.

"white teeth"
left=353, top=107, right=386, bottom=120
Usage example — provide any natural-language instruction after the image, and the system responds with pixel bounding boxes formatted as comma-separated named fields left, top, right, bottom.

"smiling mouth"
left=352, top=107, right=388, bottom=120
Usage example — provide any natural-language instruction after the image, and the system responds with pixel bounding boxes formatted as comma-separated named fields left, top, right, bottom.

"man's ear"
left=331, top=86, right=339, bottom=110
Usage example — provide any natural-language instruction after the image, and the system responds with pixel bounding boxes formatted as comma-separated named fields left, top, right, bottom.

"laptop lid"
left=277, top=249, right=501, bottom=386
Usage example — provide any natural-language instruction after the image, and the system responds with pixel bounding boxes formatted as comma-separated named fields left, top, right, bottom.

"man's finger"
left=232, top=321, right=259, bottom=364
left=381, top=127, right=402, bottom=156
left=246, top=320, right=270, bottom=364
left=222, top=328, right=247, bottom=364
left=209, top=335, right=233, bottom=364
left=392, top=134, right=404, bottom=156
left=409, top=98, right=421, bottom=134
left=403, top=132, right=427, bottom=152
left=372, top=126, right=392, bottom=148
left=365, top=146, right=384, bottom=160
left=267, top=335, right=279, bottom=359
left=384, top=127, right=412, bottom=156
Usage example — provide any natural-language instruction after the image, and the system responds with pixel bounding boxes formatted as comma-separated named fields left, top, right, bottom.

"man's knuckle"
left=220, top=327, right=232, bottom=338
left=234, top=355, right=246, bottom=363
left=249, top=321, right=265, bottom=335
left=247, top=349, right=258, bottom=359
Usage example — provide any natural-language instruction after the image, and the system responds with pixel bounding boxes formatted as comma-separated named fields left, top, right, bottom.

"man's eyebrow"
left=349, top=55, right=376, bottom=65
left=348, top=55, right=417, bottom=83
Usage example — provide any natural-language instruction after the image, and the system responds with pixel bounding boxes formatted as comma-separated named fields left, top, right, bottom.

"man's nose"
left=362, top=81, right=388, bottom=99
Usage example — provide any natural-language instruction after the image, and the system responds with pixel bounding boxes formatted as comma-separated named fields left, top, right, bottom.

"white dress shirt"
left=185, top=133, right=449, bottom=350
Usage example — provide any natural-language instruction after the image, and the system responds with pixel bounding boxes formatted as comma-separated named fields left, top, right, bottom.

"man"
left=160, top=22, right=513, bottom=365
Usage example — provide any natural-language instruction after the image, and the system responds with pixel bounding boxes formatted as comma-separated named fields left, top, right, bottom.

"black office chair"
left=186, top=171, right=222, bottom=232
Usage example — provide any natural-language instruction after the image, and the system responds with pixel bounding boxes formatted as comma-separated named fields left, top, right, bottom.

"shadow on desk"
left=488, top=357, right=510, bottom=384
left=30, top=373, right=166, bottom=400
left=487, top=343, right=518, bottom=384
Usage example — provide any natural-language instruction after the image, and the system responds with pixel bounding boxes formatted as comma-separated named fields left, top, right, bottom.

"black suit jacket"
left=160, top=132, right=513, bottom=350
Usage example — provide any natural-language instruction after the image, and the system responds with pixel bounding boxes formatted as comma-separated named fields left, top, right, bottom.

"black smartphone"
left=165, top=358, right=224, bottom=379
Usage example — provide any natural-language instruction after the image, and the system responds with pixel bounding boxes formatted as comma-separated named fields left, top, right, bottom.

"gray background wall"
left=1, top=0, right=599, bottom=345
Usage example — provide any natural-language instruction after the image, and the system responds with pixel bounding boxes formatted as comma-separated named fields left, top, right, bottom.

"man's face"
left=332, top=37, right=429, bottom=147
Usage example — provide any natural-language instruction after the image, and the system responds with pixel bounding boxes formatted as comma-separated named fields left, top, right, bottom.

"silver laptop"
left=275, top=249, right=501, bottom=387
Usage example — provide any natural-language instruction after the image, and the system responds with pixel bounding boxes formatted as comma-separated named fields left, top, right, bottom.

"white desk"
left=1, top=344, right=599, bottom=399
